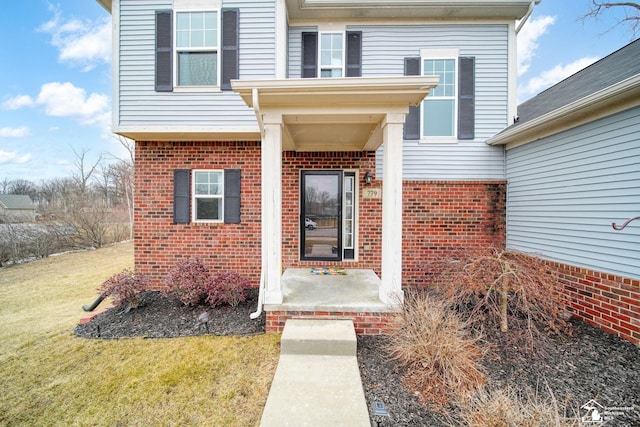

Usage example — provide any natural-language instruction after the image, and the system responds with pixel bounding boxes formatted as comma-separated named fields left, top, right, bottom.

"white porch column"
left=380, top=113, right=406, bottom=306
left=262, top=113, right=283, bottom=304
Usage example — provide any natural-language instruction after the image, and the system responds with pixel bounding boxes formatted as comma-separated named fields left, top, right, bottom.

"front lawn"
left=0, top=242, right=279, bottom=426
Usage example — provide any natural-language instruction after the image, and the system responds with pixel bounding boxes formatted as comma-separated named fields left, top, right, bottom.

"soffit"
left=285, top=0, right=535, bottom=22
left=232, top=76, right=438, bottom=151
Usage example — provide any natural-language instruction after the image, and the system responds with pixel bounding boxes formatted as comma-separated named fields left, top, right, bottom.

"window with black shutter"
left=301, top=30, right=362, bottom=78
left=403, top=54, right=475, bottom=141
left=173, top=169, right=241, bottom=224
left=155, top=8, right=240, bottom=91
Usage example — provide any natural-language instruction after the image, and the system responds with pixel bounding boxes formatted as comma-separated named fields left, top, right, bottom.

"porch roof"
left=231, top=76, right=438, bottom=151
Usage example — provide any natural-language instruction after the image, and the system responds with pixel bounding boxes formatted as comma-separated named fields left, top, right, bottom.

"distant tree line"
left=0, top=142, right=134, bottom=266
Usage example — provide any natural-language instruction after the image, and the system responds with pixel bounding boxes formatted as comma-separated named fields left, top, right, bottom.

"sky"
left=0, top=0, right=637, bottom=183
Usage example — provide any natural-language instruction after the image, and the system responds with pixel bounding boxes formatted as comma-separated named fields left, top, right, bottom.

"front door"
left=300, top=170, right=356, bottom=261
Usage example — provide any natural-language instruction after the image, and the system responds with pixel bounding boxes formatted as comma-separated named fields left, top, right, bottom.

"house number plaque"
left=362, top=187, right=382, bottom=199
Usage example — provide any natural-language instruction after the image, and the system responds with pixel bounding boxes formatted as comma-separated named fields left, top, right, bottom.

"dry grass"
left=455, top=386, right=579, bottom=427
left=0, top=242, right=279, bottom=426
left=384, top=291, right=485, bottom=404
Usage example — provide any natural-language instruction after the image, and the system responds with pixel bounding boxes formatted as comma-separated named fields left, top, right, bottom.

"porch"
left=264, top=268, right=399, bottom=335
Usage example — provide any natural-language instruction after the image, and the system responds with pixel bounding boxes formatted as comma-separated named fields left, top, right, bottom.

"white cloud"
left=0, top=150, right=32, bottom=165
left=0, top=126, right=30, bottom=138
left=517, top=15, right=556, bottom=77
left=39, top=5, right=111, bottom=71
left=519, top=56, right=600, bottom=100
left=3, top=95, right=35, bottom=110
left=35, top=82, right=110, bottom=125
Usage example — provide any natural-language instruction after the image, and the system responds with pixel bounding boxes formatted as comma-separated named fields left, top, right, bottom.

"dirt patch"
left=75, top=292, right=640, bottom=426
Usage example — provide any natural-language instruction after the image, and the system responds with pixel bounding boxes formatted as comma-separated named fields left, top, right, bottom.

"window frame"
left=192, top=169, right=224, bottom=223
left=174, top=9, right=221, bottom=89
left=318, top=31, right=345, bottom=78
left=420, top=49, right=459, bottom=143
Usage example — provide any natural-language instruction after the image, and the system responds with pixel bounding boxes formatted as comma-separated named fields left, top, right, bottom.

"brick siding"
left=548, top=261, right=640, bottom=346
left=134, top=141, right=263, bottom=288
left=266, top=310, right=393, bottom=335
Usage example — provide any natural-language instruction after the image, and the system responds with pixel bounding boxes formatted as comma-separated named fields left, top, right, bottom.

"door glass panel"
left=302, top=172, right=341, bottom=260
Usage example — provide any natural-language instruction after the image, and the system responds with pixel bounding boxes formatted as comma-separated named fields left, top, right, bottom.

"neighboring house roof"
left=488, top=38, right=640, bottom=148
left=0, top=195, right=35, bottom=210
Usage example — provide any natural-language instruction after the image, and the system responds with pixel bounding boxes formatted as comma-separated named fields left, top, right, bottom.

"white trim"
left=420, top=54, right=458, bottom=141
left=507, top=21, right=517, bottom=127
left=173, top=9, right=221, bottom=89
left=275, top=0, right=287, bottom=79
left=110, top=0, right=120, bottom=132
left=192, top=169, right=224, bottom=223
left=174, top=0, right=221, bottom=11
left=419, top=48, right=459, bottom=58
left=318, top=31, right=346, bottom=78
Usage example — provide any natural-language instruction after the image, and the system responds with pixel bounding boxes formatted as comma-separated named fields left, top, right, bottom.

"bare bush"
left=98, top=269, right=150, bottom=309
left=384, top=291, right=485, bottom=404
left=426, top=248, right=571, bottom=350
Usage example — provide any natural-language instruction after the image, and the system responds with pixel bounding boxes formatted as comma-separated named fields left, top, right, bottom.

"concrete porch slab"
left=265, top=268, right=393, bottom=313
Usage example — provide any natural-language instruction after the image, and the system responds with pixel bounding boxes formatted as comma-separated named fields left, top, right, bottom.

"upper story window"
left=155, top=8, right=239, bottom=93
left=176, top=12, right=219, bottom=86
left=422, top=57, right=457, bottom=138
left=302, top=31, right=361, bottom=78
left=403, top=49, right=475, bottom=142
left=319, top=33, right=344, bottom=77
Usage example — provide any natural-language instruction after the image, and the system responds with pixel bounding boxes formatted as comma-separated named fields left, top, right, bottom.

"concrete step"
left=260, top=319, right=370, bottom=427
left=280, top=318, right=357, bottom=356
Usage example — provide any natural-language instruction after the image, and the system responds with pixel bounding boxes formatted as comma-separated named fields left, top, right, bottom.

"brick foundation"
left=266, top=310, right=394, bottom=335
left=547, top=260, right=640, bottom=346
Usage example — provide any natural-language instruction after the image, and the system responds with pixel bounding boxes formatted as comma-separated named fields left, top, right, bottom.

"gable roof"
left=0, top=195, right=35, bottom=210
left=488, top=38, right=640, bottom=149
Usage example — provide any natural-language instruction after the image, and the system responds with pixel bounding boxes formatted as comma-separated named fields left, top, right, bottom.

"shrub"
left=384, top=291, right=485, bottom=404
left=426, top=248, right=571, bottom=350
left=205, top=271, right=249, bottom=308
left=98, top=269, right=149, bottom=309
left=163, top=257, right=210, bottom=306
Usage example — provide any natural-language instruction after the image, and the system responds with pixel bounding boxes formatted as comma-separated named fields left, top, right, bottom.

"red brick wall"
left=135, top=143, right=507, bottom=290
left=549, top=261, right=640, bottom=346
left=403, top=180, right=506, bottom=287
left=134, top=141, right=262, bottom=288
left=266, top=310, right=393, bottom=335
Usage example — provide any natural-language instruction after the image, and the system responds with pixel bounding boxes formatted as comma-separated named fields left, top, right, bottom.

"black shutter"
left=173, top=169, right=190, bottom=224
left=403, top=57, right=421, bottom=140
left=301, top=32, right=318, bottom=78
left=458, top=57, right=475, bottom=140
left=345, top=31, right=362, bottom=77
left=221, top=8, right=239, bottom=91
left=155, top=10, right=173, bottom=92
left=224, top=169, right=241, bottom=224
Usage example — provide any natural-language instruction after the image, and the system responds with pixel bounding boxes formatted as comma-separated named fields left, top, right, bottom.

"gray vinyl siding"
left=290, top=24, right=509, bottom=180
left=506, top=106, right=640, bottom=279
left=118, top=0, right=275, bottom=127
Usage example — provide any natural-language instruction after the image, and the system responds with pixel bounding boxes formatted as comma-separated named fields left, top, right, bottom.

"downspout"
left=516, top=0, right=540, bottom=34
left=250, top=88, right=266, bottom=320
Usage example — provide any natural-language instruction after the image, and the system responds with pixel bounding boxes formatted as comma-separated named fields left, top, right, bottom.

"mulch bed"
left=75, top=290, right=640, bottom=426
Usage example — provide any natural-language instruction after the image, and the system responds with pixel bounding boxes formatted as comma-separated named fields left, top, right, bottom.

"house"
left=487, top=38, right=640, bottom=346
left=97, top=0, right=538, bottom=334
left=0, top=195, right=36, bottom=222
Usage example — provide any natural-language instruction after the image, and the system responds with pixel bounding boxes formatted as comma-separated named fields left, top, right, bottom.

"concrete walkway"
left=260, top=319, right=371, bottom=427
